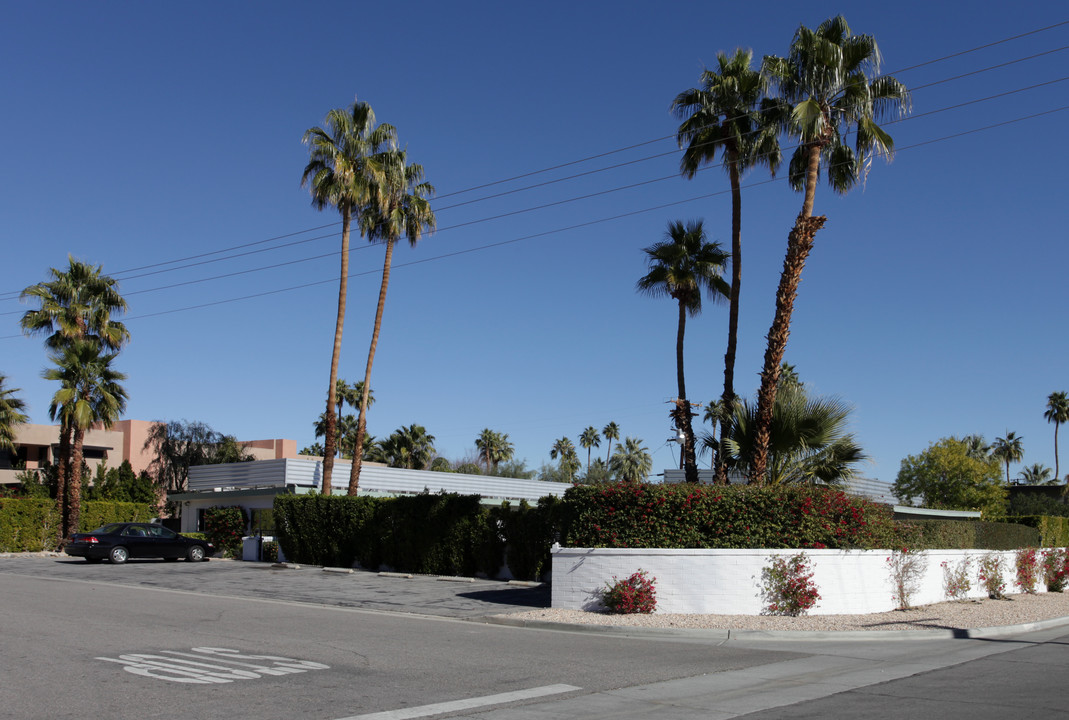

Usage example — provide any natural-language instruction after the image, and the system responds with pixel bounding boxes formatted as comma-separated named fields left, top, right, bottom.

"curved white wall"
left=551, top=547, right=1054, bottom=615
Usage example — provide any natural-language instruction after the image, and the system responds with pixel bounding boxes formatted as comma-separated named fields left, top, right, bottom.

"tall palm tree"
left=749, top=16, right=910, bottom=484
left=0, top=374, right=29, bottom=454
left=602, top=421, right=620, bottom=466
left=302, top=99, right=396, bottom=495
left=637, top=219, right=729, bottom=484
left=475, top=429, right=514, bottom=475
left=673, top=49, right=781, bottom=486
left=348, top=149, right=436, bottom=495
left=724, top=383, right=866, bottom=485
left=45, top=341, right=127, bottom=539
left=991, top=432, right=1025, bottom=485
left=1044, top=391, right=1069, bottom=481
left=610, top=437, right=653, bottom=484
left=579, top=426, right=601, bottom=473
left=1018, top=463, right=1054, bottom=486
left=550, top=437, right=579, bottom=482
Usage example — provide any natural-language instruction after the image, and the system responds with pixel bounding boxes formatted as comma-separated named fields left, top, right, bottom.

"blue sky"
left=3, top=2, right=1067, bottom=486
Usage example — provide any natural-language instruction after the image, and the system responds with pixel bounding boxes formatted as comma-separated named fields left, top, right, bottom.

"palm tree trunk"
left=1055, top=422, right=1061, bottom=482
left=54, top=421, right=72, bottom=546
left=675, top=303, right=699, bottom=484
left=67, top=426, right=85, bottom=541
left=716, top=149, right=743, bottom=486
left=322, top=206, right=352, bottom=496
left=749, top=143, right=826, bottom=484
left=350, top=237, right=397, bottom=495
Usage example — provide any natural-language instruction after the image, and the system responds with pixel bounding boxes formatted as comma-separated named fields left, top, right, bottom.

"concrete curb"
left=476, top=612, right=1069, bottom=641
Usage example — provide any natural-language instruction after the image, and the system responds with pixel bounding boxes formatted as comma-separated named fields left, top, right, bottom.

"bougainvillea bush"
left=203, top=506, right=247, bottom=558
left=1014, top=547, right=1038, bottom=594
left=761, top=552, right=820, bottom=616
left=1041, top=548, right=1068, bottom=592
left=599, top=570, right=657, bottom=614
left=887, top=547, right=927, bottom=610
left=563, top=483, right=904, bottom=550
left=978, top=552, right=1007, bottom=599
left=941, top=556, right=972, bottom=601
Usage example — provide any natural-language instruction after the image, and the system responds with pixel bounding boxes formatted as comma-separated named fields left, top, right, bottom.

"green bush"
left=903, top=518, right=1040, bottom=550
left=203, top=506, right=248, bottom=558
left=494, top=496, right=562, bottom=581
left=562, top=483, right=904, bottom=549
left=79, top=501, right=155, bottom=531
left=274, top=494, right=382, bottom=568
left=995, top=515, right=1069, bottom=548
left=0, top=499, right=60, bottom=551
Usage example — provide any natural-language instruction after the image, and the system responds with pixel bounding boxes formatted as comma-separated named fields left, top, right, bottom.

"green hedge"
left=0, top=499, right=155, bottom=552
left=561, top=483, right=905, bottom=549
left=274, top=494, right=383, bottom=568
left=495, top=497, right=563, bottom=581
left=990, top=515, right=1069, bottom=548
left=896, top=518, right=1040, bottom=550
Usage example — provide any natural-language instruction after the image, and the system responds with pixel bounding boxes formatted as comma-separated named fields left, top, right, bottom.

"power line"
left=4, top=102, right=1062, bottom=338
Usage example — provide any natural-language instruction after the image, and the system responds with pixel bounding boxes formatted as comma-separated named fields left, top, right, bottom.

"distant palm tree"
left=961, top=434, right=991, bottom=460
left=45, top=341, right=127, bottom=539
left=991, top=432, right=1025, bottom=485
left=724, top=383, right=866, bottom=485
left=372, top=424, right=436, bottom=470
left=20, top=256, right=129, bottom=352
left=1018, top=463, right=1054, bottom=486
left=602, top=422, right=620, bottom=466
left=349, top=149, right=436, bottom=495
left=673, top=48, right=781, bottom=486
left=749, top=16, right=910, bottom=484
left=0, top=374, right=29, bottom=454
left=579, top=426, right=601, bottom=472
left=610, top=437, right=653, bottom=484
left=1044, top=391, right=1069, bottom=481
left=302, top=98, right=395, bottom=495
left=550, top=437, right=579, bottom=482
left=637, top=219, right=729, bottom=484
left=475, top=428, right=514, bottom=474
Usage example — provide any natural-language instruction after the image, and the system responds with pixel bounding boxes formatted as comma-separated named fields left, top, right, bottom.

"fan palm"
left=45, top=341, right=127, bottom=539
left=301, top=99, right=396, bottom=495
left=348, top=149, right=436, bottom=495
left=0, top=374, right=29, bottom=454
left=749, top=16, right=910, bottom=484
left=602, top=422, right=620, bottom=466
left=550, top=437, right=579, bottom=482
left=673, top=49, right=781, bottom=485
left=637, top=219, right=729, bottom=484
left=610, top=437, right=653, bottom=484
left=1044, top=391, right=1069, bottom=481
left=991, top=432, right=1025, bottom=485
left=579, top=426, right=601, bottom=472
left=1018, top=463, right=1054, bottom=486
left=20, top=256, right=129, bottom=352
left=724, top=383, right=866, bottom=485
left=475, top=428, right=514, bottom=475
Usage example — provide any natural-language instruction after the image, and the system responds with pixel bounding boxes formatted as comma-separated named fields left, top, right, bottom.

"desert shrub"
left=599, top=570, right=657, bottom=614
left=887, top=547, right=927, bottom=610
left=978, top=552, right=1007, bottom=599
left=761, top=553, right=820, bottom=616
left=941, top=556, right=973, bottom=601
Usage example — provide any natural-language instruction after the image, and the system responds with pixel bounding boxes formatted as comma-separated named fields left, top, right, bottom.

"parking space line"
left=334, top=684, right=582, bottom=720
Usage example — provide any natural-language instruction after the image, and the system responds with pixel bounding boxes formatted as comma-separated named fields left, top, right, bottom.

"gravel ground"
left=506, top=591, right=1069, bottom=632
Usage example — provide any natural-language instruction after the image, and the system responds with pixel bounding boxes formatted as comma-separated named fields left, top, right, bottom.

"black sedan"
left=65, top=523, right=215, bottom=564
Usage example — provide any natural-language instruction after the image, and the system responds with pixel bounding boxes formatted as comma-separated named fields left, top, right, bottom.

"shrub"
left=599, top=570, right=657, bottom=614
left=887, top=547, right=927, bottom=610
left=903, top=519, right=1040, bottom=550
left=261, top=540, right=279, bottom=563
left=564, top=483, right=903, bottom=550
left=495, top=497, right=561, bottom=581
left=978, top=552, right=1007, bottom=599
left=1014, top=547, right=1039, bottom=594
left=203, top=506, right=247, bottom=558
left=941, top=556, right=972, bottom=601
left=1041, top=548, right=1069, bottom=592
left=761, top=552, right=820, bottom=616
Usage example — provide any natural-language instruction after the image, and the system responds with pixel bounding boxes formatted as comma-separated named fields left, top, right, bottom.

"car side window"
left=123, top=526, right=144, bottom=537
left=156, top=527, right=177, bottom=539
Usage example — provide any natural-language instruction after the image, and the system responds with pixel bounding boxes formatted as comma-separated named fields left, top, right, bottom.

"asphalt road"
left=2, top=557, right=1068, bottom=719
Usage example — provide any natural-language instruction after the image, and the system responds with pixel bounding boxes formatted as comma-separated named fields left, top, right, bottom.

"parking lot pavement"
left=0, top=555, right=550, bottom=619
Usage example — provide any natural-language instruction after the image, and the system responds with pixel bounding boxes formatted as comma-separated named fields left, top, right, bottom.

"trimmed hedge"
left=274, top=494, right=383, bottom=568
left=561, top=483, right=905, bottom=549
left=992, top=515, right=1069, bottom=548
left=900, top=518, right=1040, bottom=550
left=495, top=497, right=562, bottom=581
left=0, top=499, right=155, bottom=552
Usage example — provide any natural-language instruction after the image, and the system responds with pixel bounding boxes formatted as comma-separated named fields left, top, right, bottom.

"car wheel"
left=85, top=557, right=104, bottom=564
left=187, top=545, right=206, bottom=562
left=109, top=546, right=128, bottom=564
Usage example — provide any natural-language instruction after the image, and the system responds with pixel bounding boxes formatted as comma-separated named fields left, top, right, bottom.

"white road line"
left=335, top=684, right=582, bottom=720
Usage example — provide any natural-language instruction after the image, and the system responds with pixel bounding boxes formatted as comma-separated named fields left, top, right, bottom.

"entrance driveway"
left=0, top=555, right=549, bottom=619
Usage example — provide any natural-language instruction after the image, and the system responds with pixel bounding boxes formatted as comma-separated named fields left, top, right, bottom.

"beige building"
left=0, top=419, right=297, bottom=486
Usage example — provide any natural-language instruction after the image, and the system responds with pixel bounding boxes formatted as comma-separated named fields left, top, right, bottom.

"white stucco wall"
left=551, top=547, right=1054, bottom=615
